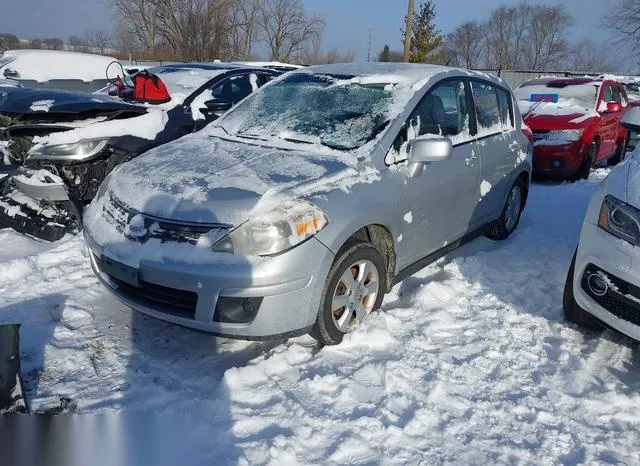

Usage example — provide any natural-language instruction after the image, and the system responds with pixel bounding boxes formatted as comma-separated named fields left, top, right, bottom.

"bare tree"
left=42, top=37, right=65, bottom=50
left=112, top=0, right=162, bottom=58
left=444, top=21, right=484, bottom=68
left=522, top=5, right=572, bottom=70
left=302, top=37, right=354, bottom=65
left=570, top=39, right=617, bottom=73
left=227, top=0, right=262, bottom=60
left=259, top=0, right=324, bottom=62
left=0, top=33, right=20, bottom=52
left=603, top=0, right=640, bottom=51
left=484, top=4, right=531, bottom=69
left=85, top=30, right=112, bottom=55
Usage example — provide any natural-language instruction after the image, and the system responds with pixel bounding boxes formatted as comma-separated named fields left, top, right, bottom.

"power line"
left=367, top=29, right=373, bottom=62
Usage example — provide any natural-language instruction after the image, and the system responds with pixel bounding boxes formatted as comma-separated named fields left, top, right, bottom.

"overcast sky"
left=0, top=0, right=622, bottom=63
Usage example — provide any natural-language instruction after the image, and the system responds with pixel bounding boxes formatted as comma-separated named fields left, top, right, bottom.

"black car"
left=0, top=63, right=280, bottom=241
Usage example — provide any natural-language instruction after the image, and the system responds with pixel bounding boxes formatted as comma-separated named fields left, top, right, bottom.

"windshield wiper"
left=235, top=131, right=269, bottom=141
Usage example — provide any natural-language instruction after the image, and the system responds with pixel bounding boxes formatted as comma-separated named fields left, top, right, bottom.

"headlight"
left=598, top=195, right=640, bottom=246
left=212, top=201, right=328, bottom=256
left=28, top=138, right=108, bottom=161
left=545, top=129, right=583, bottom=143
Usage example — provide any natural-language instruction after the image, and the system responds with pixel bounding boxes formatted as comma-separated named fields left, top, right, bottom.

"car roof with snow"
left=145, top=62, right=271, bottom=103
left=288, top=62, right=505, bottom=88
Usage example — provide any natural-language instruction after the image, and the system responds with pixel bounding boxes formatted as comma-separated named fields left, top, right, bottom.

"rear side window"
left=471, top=81, right=502, bottom=132
left=496, top=87, right=513, bottom=127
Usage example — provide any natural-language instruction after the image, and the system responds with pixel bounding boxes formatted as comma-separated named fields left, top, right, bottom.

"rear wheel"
left=485, top=177, right=526, bottom=241
left=311, top=241, right=387, bottom=345
left=563, top=251, right=603, bottom=330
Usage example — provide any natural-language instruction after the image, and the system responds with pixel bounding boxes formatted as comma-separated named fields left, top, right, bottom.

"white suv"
left=564, top=107, right=640, bottom=339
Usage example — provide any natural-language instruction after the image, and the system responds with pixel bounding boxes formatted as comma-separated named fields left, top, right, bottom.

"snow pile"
left=28, top=99, right=55, bottom=112
left=0, top=49, right=119, bottom=83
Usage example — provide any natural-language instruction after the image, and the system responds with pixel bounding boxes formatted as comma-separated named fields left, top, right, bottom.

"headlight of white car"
left=28, top=138, right=108, bottom=161
left=545, top=129, right=583, bottom=142
left=598, top=195, right=640, bottom=246
left=212, top=201, right=328, bottom=256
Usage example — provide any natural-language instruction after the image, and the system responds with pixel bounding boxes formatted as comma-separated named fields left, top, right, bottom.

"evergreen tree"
left=401, top=1, right=443, bottom=63
left=378, top=45, right=392, bottom=62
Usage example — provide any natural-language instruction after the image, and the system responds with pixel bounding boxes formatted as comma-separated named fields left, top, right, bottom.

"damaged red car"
left=514, top=77, right=629, bottom=180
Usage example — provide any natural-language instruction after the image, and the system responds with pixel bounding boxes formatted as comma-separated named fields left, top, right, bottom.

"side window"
left=386, top=79, right=469, bottom=165
left=496, top=87, right=513, bottom=127
left=229, top=75, right=254, bottom=103
left=209, top=75, right=256, bottom=104
left=603, top=85, right=616, bottom=102
left=620, top=85, right=629, bottom=105
left=408, top=79, right=469, bottom=137
left=471, top=81, right=502, bottom=132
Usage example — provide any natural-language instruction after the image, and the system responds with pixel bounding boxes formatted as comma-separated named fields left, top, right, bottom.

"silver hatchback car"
left=84, top=63, right=532, bottom=345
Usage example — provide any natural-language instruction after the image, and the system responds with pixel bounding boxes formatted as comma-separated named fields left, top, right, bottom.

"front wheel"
left=485, top=177, right=526, bottom=241
left=573, top=141, right=597, bottom=181
left=311, top=241, right=387, bottom=345
left=563, top=251, right=603, bottom=330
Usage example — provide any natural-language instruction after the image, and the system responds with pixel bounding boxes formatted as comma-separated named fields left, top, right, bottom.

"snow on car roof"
left=290, top=62, right=505, bottom=88
left=0, top=49, right=119, bottom=83
left=520, top=77, right=602, bottom=87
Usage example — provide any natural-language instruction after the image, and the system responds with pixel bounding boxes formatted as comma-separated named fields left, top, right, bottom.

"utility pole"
left=403, top=0, right=415, bottom=63
left=367, top=30, right=373, bottom=62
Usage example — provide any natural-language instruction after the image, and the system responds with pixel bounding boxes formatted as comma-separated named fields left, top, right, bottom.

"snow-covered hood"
left=105, top=133, right=377, bottom=226
left=522, top=110, right=599, bottom=131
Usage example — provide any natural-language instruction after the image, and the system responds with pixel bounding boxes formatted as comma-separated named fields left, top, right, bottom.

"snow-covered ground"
left=1, top=169, right=640, bottom=464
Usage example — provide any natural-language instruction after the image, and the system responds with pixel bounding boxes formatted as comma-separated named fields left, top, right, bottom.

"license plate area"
left=99, top=256, right=139, bottom=287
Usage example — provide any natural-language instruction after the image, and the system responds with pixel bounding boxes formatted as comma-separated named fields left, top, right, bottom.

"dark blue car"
left=0, top=63, right=282, bottom=240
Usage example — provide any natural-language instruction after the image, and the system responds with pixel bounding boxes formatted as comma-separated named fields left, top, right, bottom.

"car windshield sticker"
left=530, top=93, right=559, bottom=103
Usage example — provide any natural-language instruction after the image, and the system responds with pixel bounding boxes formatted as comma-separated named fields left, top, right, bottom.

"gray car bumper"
left=85, top=232, right=335, bottom=339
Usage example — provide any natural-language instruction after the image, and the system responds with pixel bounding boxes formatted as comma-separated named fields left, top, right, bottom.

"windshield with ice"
left=218, top=73, right=397, bottom=151
left=514, top=81, right=600, bottom=113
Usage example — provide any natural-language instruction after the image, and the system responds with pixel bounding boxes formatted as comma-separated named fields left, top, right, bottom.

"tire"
left=572, top=141, right=597, bottom=181
left=485, top=177, right=526, bottom=241
left=563, top=251, right=603, bottom=331
left=607, top=140, right=625, bottom=166
left=311, top=240, right=387, bottom=345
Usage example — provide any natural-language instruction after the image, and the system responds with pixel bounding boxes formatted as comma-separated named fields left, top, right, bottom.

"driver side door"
left=387, top=78, right=482, bottom=269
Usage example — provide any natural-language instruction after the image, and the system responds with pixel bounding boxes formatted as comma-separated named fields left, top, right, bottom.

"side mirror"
left=3, top=68, right=18, bottom=79
left=201, top=98, right=232, bottom=115
left=603, top=102, right=622, bottom=114
left=406, top=136, right=452, bottom=178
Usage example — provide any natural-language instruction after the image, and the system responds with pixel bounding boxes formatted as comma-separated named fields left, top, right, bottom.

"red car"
left=514, top=77, right=629, bottom=180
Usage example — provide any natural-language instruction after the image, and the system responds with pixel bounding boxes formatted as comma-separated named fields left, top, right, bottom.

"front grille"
left=104, top=193, right=231, bottom=245
left=532, top=130, right=550, bottom=142
left=109, top=276, right=198, bottom=319
left=581, top=264, right=640, bottom=327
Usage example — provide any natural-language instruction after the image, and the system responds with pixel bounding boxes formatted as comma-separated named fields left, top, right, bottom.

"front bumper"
left=85, top=231, right=336, bottom=340
left=574, top=221, right=640, bottom=341
left=532, top=141, right=586, bottom=176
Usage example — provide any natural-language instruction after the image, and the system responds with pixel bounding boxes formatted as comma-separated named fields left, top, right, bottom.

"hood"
left=522, top=110, right=599, bottom=131
left=105, top=133, right=377, bottom=226
left=0, top=87, right=145, bottom=115
left=518, top=100, right=599, bottom=130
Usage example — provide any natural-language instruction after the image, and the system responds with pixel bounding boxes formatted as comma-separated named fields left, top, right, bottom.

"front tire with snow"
left=485, top=177, right=526, bottom=241
left=563, top=251, right=603, bottom=331
left=311, top=241, right=387, bottom=345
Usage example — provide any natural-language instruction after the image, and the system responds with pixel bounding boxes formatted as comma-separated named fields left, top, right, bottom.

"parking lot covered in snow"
left=1, top=169, right=639, bottom=464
